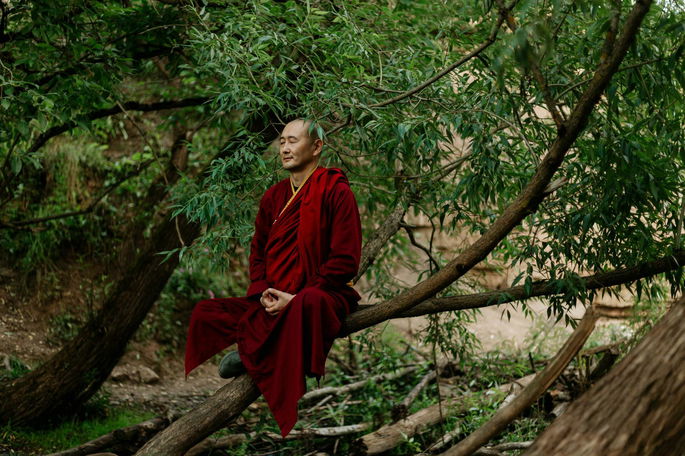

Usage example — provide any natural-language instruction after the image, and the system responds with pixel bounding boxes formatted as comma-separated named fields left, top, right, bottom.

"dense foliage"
left=1, top=0, right=684, bottom=340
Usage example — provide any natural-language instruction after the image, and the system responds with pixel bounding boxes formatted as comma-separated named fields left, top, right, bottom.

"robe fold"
left=184, top=167, right=362, bottom=437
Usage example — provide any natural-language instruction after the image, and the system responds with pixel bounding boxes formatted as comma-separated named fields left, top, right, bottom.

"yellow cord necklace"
left=273, top=165, right=319, bottom=224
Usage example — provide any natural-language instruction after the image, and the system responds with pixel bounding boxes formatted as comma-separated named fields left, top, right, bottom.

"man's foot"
left=218, top=350, right=246, bottom=378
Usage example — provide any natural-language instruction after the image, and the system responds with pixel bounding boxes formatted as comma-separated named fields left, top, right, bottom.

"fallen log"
left=301, top=366, right=418, bottom=403
left=264, top=423, right=371, bottom=440
left=353, top=374, right=536, bottom=455
left=46, top=415, right=175, bottom=456
left=438, top=308, right=598, bottom=456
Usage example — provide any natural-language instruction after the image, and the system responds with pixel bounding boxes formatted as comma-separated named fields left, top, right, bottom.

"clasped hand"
left=260, top=288, right=295, bottom=316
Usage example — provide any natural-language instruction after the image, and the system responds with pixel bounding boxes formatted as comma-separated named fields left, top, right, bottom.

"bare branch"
left=401, top=222, right=441, bottom=271
left=265, top=423, right=371, bottom=440
left=301, top=366, right=418, bottom=403
left=367, top=2, right=514, bottom=108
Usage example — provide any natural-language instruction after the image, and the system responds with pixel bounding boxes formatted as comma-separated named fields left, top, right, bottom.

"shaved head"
left=279, top=119, right=324, bottom=175
left=285, top=118, right=322, bottom=143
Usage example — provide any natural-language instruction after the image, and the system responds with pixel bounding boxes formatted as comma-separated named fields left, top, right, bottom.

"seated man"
left=184, top=118, right=362, bottom=437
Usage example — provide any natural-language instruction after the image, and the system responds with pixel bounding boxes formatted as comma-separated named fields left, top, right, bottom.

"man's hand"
left=261, top=288, right=295, bottom=316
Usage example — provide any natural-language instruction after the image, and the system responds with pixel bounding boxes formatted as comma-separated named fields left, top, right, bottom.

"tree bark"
left=522, top=297, right=685, bottom=456
left=136, top=375, right=260, bottom=455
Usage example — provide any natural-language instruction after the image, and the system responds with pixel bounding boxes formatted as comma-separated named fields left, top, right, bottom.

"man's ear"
left=312, top=138, right=323, bottom=157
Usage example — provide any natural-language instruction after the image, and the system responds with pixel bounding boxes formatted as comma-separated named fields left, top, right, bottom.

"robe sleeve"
left=309, top=181, right=362, bottom=290
left=246, top=189, right=272, bottom=298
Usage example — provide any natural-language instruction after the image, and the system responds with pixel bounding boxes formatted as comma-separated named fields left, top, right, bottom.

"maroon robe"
left=184, top=167, right=362, bottom=437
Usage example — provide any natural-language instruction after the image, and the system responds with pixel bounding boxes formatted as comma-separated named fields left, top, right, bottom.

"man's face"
left=279, top=121, right=322, bottom=172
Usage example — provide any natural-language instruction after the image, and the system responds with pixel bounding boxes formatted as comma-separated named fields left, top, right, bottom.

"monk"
left=184, top=119, right=362, bottom=437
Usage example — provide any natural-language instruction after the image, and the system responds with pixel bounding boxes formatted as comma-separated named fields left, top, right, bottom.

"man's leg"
left=237, top=286, right=350, bottom=436
left=184, top=296, right=258, bottom=376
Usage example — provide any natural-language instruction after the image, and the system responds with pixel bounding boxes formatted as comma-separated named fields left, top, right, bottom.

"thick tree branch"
left=440, top=309, right=598, bottom=456
left=136, top=2, right=654, bottom=453
left=27, top=96, right=211, bottom=154
left=351, top=250, right=685, bottom=324
left=344, top=0, right=654, bottom=335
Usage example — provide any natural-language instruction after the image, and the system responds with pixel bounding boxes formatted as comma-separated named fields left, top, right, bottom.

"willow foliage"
left=1, top=0, right=684, bottom=319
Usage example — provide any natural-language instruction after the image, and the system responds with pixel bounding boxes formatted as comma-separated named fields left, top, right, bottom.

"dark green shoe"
left=218, top=350, right=245, bottom=378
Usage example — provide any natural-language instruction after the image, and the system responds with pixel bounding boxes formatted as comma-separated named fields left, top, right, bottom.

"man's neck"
left=289, top=162, right=319, bottom=187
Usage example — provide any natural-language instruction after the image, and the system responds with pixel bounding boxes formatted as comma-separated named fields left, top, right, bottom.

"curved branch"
left=440, top=308, right=599, bottom=456
left=344, top=0, right=654, bottom=334
left=367, top=2, right=513, bottom=108
left=27, top=96, right=211, bottom=154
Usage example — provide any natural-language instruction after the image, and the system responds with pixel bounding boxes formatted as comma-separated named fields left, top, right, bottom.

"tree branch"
left=350, top=250, right=684, bottom=325
left=440, top=308, right=598, bottom=456
left=401, top=222, right=441, bottom=271
left=367, top=2, right=513, bottom=108
left=343, top=0, right=654, bottom=335
left=354, top=202, right=408, bottom=282
left=0, top=159, right=155, bottom=229
left=27, top=96, right=211, bottom=154
left=495, top=0, right=566, bottom=130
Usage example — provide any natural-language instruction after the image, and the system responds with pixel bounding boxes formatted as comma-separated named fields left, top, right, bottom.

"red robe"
left=184, top=167, right=362, bottom=436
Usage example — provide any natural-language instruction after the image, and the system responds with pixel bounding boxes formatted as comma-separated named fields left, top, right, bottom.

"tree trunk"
left=0, top=213, right=200, bottom=426
left=135, top=375, right=260, bottom=455
left=523, top=297, right=685, bottom=456
left=0, top=112, right=281, bottom=427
